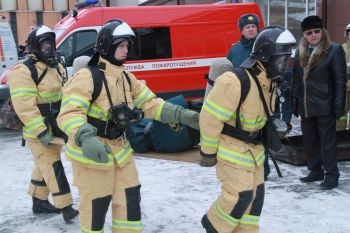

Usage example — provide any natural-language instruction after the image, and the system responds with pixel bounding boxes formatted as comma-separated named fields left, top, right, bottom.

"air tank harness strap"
left=222, top=123, right=262, bottom=144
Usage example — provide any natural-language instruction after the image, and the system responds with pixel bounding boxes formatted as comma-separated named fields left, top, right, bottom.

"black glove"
left=199, top=152, right=217, bottom=167
left=199, top=156, right=217, bottom=167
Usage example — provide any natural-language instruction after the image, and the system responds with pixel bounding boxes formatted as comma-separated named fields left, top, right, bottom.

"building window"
left=288, top=0, right=307, bottom=41
left=270, top=0, right=285, bottom=27
left=287, top=0, right=316, bottom=40
left=265, top=0, right=317, bottom=41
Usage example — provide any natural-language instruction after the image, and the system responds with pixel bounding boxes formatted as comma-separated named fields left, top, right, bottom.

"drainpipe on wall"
left=322, top=0, right=327, bottom=29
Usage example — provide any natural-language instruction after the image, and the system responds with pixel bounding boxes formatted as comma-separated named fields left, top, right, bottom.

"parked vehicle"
left=0, top=68, right=10, bottom=106
left=53, top=3, right=263, bottom=99
left=0, top=17, right=19, bottom=106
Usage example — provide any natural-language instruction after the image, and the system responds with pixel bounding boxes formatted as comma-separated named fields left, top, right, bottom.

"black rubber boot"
left=62, top=205, right=79, bottom=222
left=320, top=177, right=339, bottom=190
left=32, top=197, right=61, bottom=214
left=300, top=170, right=324, bottom=182
left=201, top=214, right=218, bottom=233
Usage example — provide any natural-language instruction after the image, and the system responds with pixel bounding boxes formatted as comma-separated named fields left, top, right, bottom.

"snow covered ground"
left=1, top=128, right=350, bottom=233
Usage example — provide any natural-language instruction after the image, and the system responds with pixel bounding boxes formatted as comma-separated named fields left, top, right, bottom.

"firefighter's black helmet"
left=95, top=19, right=135, bottom=55
left=26, top=25, right=56, bottom=55
left=251, top=25, right=296, bottom=63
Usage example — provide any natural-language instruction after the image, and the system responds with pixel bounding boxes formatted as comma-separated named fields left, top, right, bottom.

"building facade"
left=140, top=0, right=350, bottom=44
left=0, top=0, right=349, bottom=46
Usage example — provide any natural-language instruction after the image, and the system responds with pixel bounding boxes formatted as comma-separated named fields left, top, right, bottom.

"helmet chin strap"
left=101, top=53, right=125, bottom=66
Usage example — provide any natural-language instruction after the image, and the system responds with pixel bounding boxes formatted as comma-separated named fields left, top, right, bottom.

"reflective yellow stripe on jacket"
left=61, top=95, right=90, bottom=113
left=22, top=116, right=46, bottom=139
left=134, top=86, right=164, bottom=121
left=232, top=114, right=267, bottom=130
left=203, top=98, right=233, bottom=121
left=60, top=116, right=86, bottom=136
left=217, top=145, right=265, bottom=168
left=65, top=143, right=113, bottom=166
left=134, top=86, right=154, bottom=108
left=200, top=134, right=220, bottom=148
left=114, top=142, right=133, bottom=166
left=39, top=91, right=62, bottom=102
left=88, top=104, right=108, bottom=121
left=10, top=87, right=37, bottom=99
left=65, top=141, right=134, bottom=167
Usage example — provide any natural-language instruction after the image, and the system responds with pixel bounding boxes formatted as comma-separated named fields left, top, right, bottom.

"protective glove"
left=76, top=124, right=110, bottom=163
left=179, top=108, right=200, bottom=130
left=160, top=102, right=199, bottom=130
left=38, top=130, right=54, bottom=147
left=199, top=153, right=217, bottom=167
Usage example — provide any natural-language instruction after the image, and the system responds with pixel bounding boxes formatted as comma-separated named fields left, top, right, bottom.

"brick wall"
left=0, top=0, right=108, bottom=45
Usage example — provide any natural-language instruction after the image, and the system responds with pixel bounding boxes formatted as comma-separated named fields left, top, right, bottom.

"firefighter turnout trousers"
left=205, top=160, right=264, bottom=233
left=72, top=159, right=142, bottom=233
left=27, top=141, right=73, bottom=208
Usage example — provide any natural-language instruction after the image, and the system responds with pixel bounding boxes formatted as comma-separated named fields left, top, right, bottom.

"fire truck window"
left=58, top=35, right=73, bottom=66
left=128, top=27, right=171, bottom=60
left=75, top=30, right=97, bottom=62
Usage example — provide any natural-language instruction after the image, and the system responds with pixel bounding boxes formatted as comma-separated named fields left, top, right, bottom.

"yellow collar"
left=98, top=57, right=125, bottom=77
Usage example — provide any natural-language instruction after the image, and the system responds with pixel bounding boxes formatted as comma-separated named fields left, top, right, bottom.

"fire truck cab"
left=54, top=3, right=263, bottom=99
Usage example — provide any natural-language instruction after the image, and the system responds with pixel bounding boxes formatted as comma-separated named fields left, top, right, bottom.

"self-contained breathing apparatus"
left=38, top=101, right=68, bottom=142
left=221, top=67, right=262, bottom=145
left=87, top=65, right=143, bottom=140
left=218, top=26, right=296, bottom=177
left=23, top=26, right=68, bottom=142
left=22, top=59, right=68, bottom=143
left=85, top=19, right=143, bottom=140
left=107, top=102, right=143, bottom=138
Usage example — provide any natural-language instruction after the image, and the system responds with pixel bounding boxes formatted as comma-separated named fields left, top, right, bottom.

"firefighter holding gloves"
left=199, top=26, right=296, bottom=233
left=57, top=19, right=199, bottom=232
left=8, top=25, right=79, bottom=222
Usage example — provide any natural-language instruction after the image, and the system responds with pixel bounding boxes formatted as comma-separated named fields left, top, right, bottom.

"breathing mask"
left=37, top=37, right=58, bottom=67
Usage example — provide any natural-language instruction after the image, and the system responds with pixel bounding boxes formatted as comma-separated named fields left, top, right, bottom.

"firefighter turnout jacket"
left=9, top=57, right=66, bottom=140
left=57, top=58, right=165, bottom=169
left=200, top=62, right=275, bottom=171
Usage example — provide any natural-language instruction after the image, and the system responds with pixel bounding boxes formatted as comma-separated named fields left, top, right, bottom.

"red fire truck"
left=54, top=3, right=263, bottom=99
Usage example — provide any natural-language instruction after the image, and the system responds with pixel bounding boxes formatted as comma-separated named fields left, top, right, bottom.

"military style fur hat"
left=238, top=14, right=259, bottom=31
left=301, top=15, right=323, bottom=32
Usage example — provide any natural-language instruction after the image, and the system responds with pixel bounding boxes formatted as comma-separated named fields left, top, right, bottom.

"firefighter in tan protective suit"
left=57, top=19, right=199, bottom=232
left=8, top=25, right=79, bottom=222
left=199, top=26, right=296, bottom=233
left=340, top=23, right=350, bottom=130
